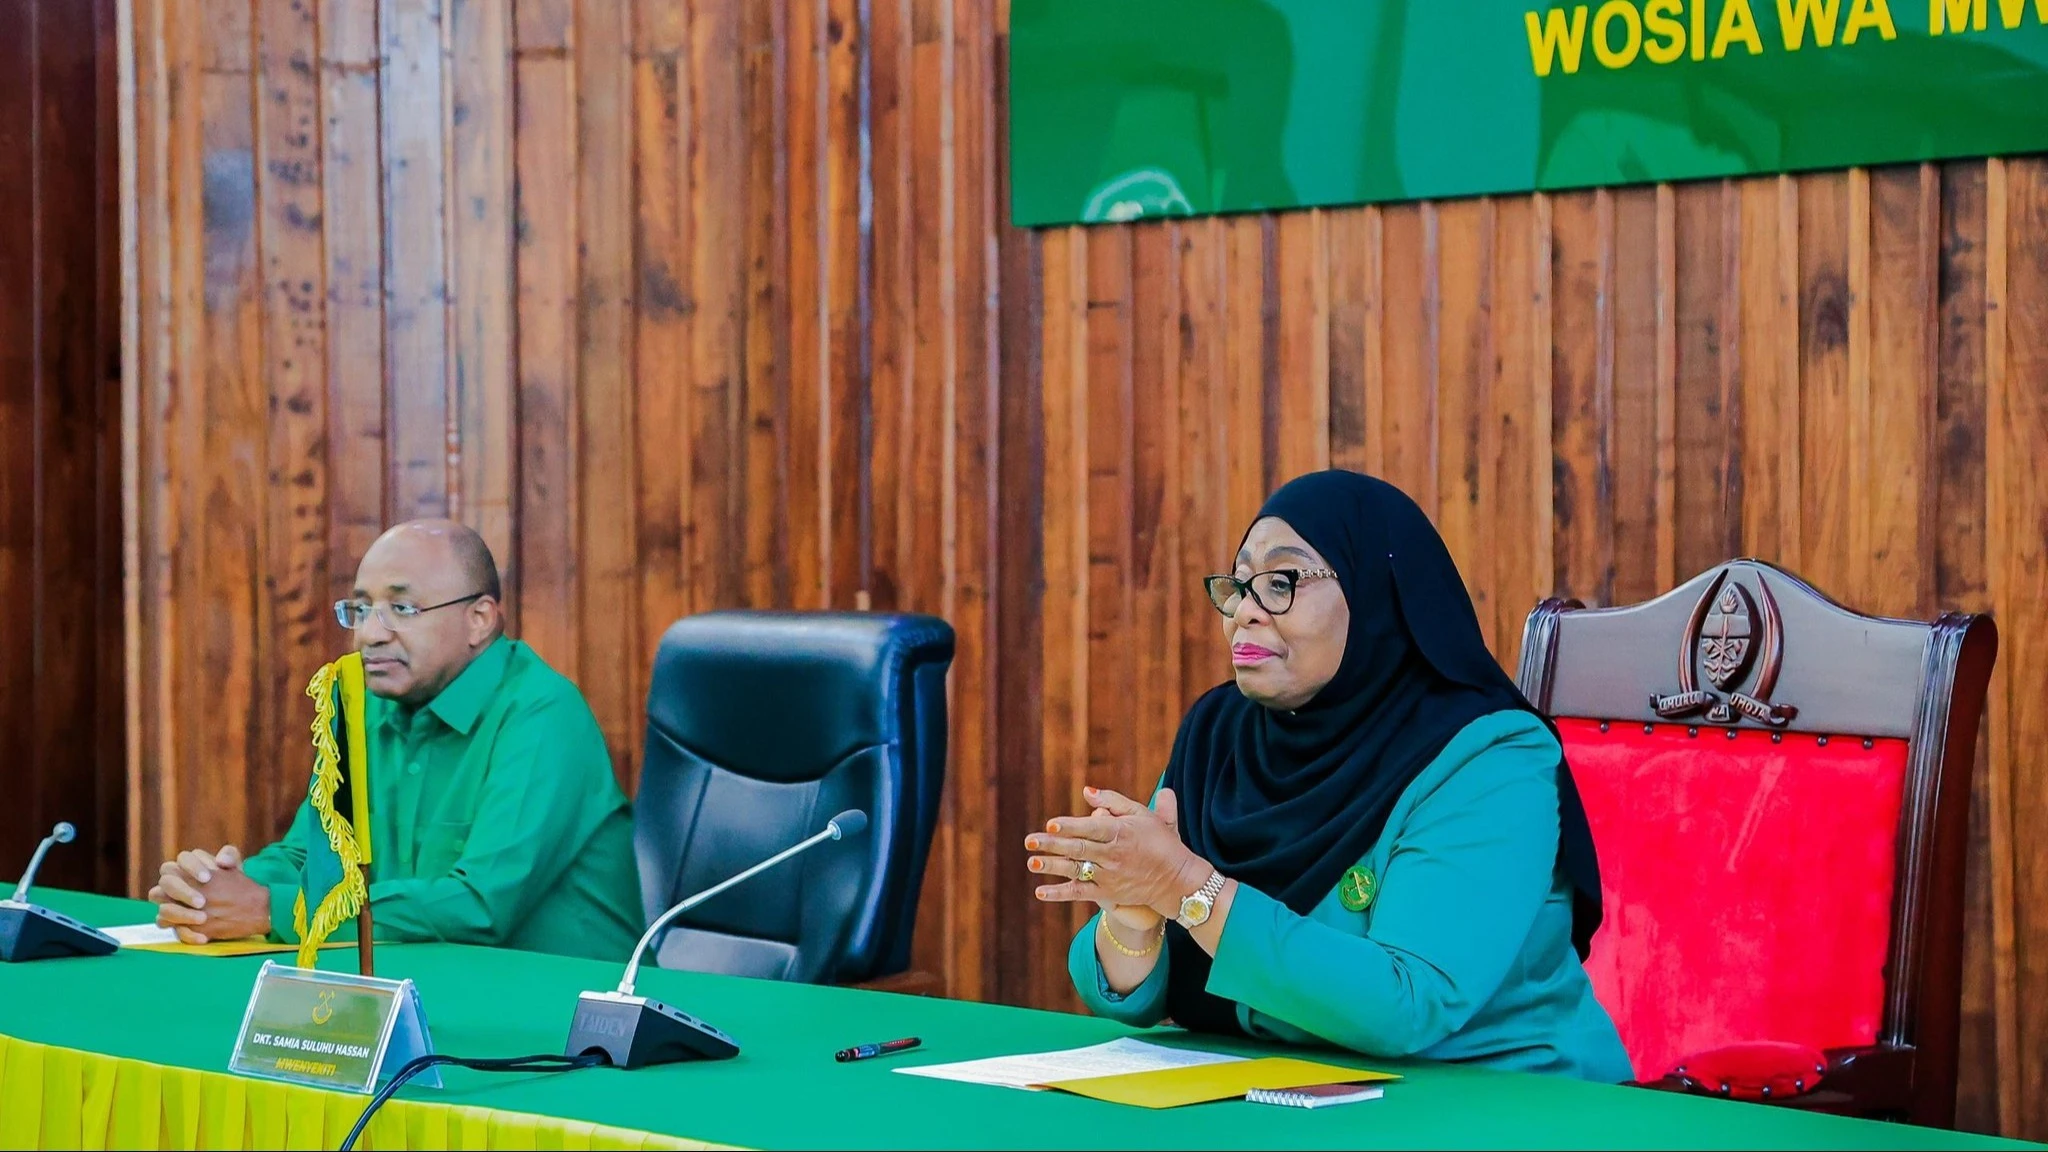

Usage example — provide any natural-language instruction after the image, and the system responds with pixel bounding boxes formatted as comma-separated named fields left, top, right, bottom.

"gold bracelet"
left=1099, top=914, right=1163, bottom=957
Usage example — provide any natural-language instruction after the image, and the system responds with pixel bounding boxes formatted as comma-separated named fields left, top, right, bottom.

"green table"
left=1, top=891, right=2032, bottom=1150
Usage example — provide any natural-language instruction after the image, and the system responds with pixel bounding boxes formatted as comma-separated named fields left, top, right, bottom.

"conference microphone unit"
left=565, top=808, right=870, bottom=1070
left=1, top=822, right=119, bottom=963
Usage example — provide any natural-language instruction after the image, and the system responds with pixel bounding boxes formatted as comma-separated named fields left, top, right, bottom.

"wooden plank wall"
left=0, top=0, right=125, bottom=895
left=121, top=0, right=2045, bottom=1136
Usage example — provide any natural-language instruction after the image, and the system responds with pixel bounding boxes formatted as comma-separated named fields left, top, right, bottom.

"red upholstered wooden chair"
left=1516, top=559, right=1996, bottom=1127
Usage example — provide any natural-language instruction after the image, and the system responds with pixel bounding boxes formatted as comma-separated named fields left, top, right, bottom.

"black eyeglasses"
left=1202, top=568, right=1338, bottom=617
left=333, top=592, right=488, bottom=631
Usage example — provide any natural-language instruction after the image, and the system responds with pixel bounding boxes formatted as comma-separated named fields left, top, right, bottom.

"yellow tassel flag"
left=294, top=651, right=374, bottom=968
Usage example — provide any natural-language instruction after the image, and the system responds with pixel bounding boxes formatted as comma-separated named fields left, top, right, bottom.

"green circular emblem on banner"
left=1339, top=865, right=1376, bottom=913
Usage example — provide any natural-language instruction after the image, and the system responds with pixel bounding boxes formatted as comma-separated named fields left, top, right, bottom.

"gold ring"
left=1078, top=860, right=1098, bottom=884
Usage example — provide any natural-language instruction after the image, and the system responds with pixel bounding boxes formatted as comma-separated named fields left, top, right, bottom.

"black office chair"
left=635, top=609, right=954, bottom=987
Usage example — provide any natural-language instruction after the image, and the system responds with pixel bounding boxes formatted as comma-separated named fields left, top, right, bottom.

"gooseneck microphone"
left=565, top=809, right=869, bottom=1069
left=2, top=821, right=120, bottom=962
left=11, top=820, right=76, bottom=903
left=617, top=808, right=867, bottom=997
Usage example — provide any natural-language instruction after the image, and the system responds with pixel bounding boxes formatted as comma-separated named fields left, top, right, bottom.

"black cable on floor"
left=338, top=1051, right=608, bottom=1151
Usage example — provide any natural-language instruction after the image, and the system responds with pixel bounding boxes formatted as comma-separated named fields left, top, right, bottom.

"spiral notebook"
left=1246, top=1082, right=1386, bottom=1109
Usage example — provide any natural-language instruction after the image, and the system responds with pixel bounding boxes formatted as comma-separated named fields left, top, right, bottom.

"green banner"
left=1008, top=0, right=2048, bottom=226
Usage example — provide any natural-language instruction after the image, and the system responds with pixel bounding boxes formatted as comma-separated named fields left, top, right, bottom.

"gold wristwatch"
left=1176, top=870, right=1227, bottom=928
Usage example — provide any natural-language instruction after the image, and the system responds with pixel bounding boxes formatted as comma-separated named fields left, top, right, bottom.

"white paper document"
left=105, top=923, right=179, bottom=946
left=893, top=1036, right=1243, bottom=1091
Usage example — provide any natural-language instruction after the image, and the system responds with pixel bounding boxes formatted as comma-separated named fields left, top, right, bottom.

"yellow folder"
left=1038, top=1056, right=1400, bottom=1109
left=124, top=938, right=354, bottom=958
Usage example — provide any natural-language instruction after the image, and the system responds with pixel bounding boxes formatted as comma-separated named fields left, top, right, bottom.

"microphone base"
left=564, top=991, right=740, bottom=1068
left=0, top=900, right=120, bottom=963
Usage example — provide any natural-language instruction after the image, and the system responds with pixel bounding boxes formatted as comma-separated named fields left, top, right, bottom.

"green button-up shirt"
left=242, top=636, right=644, bottom=961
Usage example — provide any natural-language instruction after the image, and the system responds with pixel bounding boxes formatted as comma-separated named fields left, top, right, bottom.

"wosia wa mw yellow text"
left=1527, top=0, right=2048, bottom=75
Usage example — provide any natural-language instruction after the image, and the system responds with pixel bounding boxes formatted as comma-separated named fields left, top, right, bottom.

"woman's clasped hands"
left=1026, top=785, right=1209, bottom=929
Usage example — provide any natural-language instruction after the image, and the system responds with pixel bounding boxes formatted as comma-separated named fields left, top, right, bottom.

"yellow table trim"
left=0, top=1033, right=736, bottom=1151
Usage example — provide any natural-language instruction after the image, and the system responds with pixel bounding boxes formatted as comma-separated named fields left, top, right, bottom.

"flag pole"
left=357, top=880, right=375, bottom=977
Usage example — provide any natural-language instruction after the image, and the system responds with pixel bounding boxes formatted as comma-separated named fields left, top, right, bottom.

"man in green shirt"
left=147, top=520, right=644, bottom=962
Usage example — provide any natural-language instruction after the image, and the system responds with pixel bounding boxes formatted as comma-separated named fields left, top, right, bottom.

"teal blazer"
left=1069, top=709, right=1633, bottom=1083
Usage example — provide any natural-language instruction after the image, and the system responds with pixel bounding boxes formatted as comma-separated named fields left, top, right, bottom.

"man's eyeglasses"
left=1202, top=568, right=1338, bottom=617
left=333, top=593, right=488, bottom=631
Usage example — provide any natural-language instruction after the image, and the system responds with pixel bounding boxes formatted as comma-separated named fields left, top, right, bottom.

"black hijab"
left=1159, top=470, right=1603, bottom=1036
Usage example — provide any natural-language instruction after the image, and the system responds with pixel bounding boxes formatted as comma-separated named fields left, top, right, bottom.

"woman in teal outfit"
left=1025, top=470, right=1633, bottom=1082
